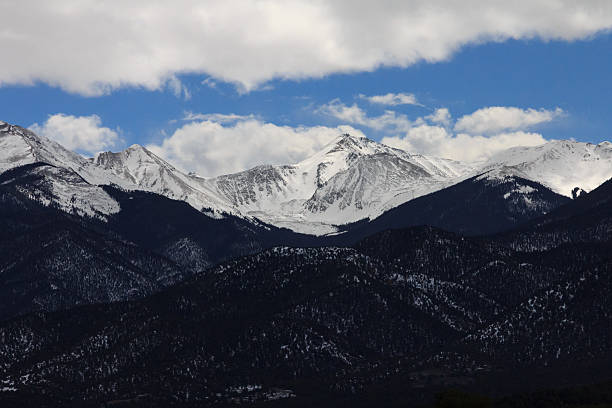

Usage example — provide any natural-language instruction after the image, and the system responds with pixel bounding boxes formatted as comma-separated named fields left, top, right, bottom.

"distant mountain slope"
left=502, top=177, right=612, bottom=250
left=0, top=121, right=238, bottom=217
left=341, top=173, right=571, bottom=241
left=0, top=164, right=187, bottom=321
left=101, top=186, right=315, bottom=271
left=93, top=144, right=236, bottom=215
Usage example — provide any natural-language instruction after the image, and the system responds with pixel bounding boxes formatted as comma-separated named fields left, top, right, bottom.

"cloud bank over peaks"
left=380, top=104, right=561, bottom=162
left=318, top=99, right=413, bottom=131
left=147, top=100, right=562, bottom=177
left=319, top=98, right=561, bottom=163
left=28, top=101, right=563, bottom=177
left=146, top=117, right=364, bottom=177
left=427, top=108, right=452, bottom=126
left=1, top=1, right=612, bottom=95
left=454, top=106, right=564, bottom=134
left=30, top=114, right=122, bottom=156
left=382, top=126, right=548, bottom=163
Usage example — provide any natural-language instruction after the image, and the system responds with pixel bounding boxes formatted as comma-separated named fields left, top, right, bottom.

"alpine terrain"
left=3, top=120, right=611, bottom=235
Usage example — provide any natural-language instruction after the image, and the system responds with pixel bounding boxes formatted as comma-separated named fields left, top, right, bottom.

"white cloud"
left=382, top=125, right=548, bottom=162
left=426, top=108, right=452, bottom=126
left=359, top=93, right=420, bottom=106
left=454, top=106, right=564, bottom=134
left=183, top=112, right=257, bottom=123
left=153, top=102, right=559, bottom=177
left=147, top=118, right=364, bottom=177
left=30, top=114, right=121, bottom=156
left=201, top=78, right=218, bottom=89
left=166, top=76, right=191, bottom=100
left=319, top=99, right=412, bottom=131
left=319, top=100, right=561, bottom=161
left=1, top=1, right=612, bottom=94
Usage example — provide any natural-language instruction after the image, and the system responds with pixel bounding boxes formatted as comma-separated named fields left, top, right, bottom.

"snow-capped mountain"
left=207, top=135, right=612, bottom=235
left=92, top=145, right=235, bottom=215
left=480, top=140, right=612, bottom=197
left=210, top=134, right=473, bottom=234
left=0, top=122, right=122, bottom=219
left=0, top=121, right=235, bottom=219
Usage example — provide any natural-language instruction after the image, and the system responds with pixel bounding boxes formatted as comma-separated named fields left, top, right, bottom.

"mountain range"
left=2, top=120, right=612, bottom=235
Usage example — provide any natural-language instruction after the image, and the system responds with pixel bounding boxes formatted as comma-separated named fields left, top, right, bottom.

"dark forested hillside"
left=1, top=209, right=611, bottom=406
left=0, top=163, right=313, bottom=320
left=340, top=174, right=570, bottom=242
left=502, top=177, right=612, bottom=250
left=102, top=186, right=316, bottom=272
left=0, top=164, right=188, bottom=320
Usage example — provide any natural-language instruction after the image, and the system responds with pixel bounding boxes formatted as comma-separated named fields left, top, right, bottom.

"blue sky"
left=1, top=1, right=612, bottom=176
left=4, top=35, right=612, bottom=144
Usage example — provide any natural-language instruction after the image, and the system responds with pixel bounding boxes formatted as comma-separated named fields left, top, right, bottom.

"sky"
left=1, top=1, right=612, bottom=177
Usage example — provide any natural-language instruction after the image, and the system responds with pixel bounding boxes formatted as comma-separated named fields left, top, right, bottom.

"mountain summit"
left=210, top=133, right=473, bottom=234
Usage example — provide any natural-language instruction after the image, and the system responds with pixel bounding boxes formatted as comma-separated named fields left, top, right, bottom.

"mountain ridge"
left=2, top=120, right=611, bottom=235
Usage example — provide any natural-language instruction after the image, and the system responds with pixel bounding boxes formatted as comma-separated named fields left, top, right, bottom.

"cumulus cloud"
left=319, top=99, right=412, bottom=131
left=1, top=1, right=612, bottom=94
left=426, top=108, right=452, bottom=126
left=454, top=106, right=564, bottom=134
left=359, top=93, right=420, bottom=106
left=201, top=78, right=218, bottom=90
left=30, top=114, right=121, bottom=156
left=318, top=100, right=560, bottom=162
left=147, top=119, right=364, bottom=177
left=151, top=102, right=560, bottom=176
left=382, top=125, right=547, bottom=162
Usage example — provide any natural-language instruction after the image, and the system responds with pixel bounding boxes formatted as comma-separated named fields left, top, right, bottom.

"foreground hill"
left=1, top=201, right=611, bottom=406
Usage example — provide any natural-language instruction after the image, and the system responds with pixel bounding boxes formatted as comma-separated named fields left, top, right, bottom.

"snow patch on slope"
left=13, top=165, right=120, bottom=219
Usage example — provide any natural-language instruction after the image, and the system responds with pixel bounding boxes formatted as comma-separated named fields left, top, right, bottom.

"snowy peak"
left=93, top=143, right=236, bottom=215
left=93, top=144, right=178, bottom=185
left=0, top=123, right=35, bottom=173
left=211, top=132, right=475, bottom=234
left=0, top=122, right=235, bottom=218
left=0, top=121, right=85, bottom=173
left=326, top=133, right=389, bottom=156
left=0, top=124, right=122, bottom=219
left=482, top=139, right=612, bottom=197
left=298, top=133, right=404, bottom=186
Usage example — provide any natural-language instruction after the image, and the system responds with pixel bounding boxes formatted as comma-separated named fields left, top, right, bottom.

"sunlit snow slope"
left=210, top=134, right=473, bottom=234
left=481, top=140, right=612, bottom=196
